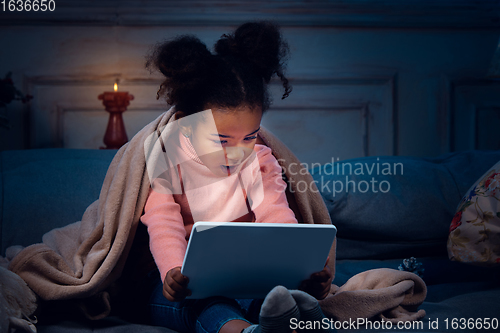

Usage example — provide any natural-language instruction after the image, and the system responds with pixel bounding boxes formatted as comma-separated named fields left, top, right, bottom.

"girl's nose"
left=225, top=147, right=245, bottom=164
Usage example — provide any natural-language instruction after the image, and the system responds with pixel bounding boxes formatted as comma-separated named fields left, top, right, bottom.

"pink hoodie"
left=141, top=131, right=298, bottom=281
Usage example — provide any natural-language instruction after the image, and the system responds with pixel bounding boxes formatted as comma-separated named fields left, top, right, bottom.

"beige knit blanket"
left=7, top=107, right=426, bottom=325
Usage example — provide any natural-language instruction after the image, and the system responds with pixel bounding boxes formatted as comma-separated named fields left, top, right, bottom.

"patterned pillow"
left=447, top=160, right=500, bottom=265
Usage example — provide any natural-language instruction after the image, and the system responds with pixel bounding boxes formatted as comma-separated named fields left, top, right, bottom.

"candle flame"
left=114, top=83, right=118, bottom=92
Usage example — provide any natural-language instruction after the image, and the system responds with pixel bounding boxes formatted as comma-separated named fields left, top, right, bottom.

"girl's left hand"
left=298, top=256, right=333, bottom=300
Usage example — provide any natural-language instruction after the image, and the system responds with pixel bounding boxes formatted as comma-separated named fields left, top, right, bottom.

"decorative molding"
left=24, top=73, right=396, bottom=156
left=390, top=73, right=398, bottom=156
left=474, top=106, right=500, bottom=150
left=24, top=74, right=163, bottom=87
left=1, top=0, right=499, bottom=28
left=262, top=74, right=396, bottom=163
left=450, top=78, right=500, bottom=151
left=24, top=75, right=168, bottom=148
left=438, top=74, right=451, bottom=155
left=362, top=104, right=370, bottom=157
left=56, top=106, right=166, bottom=149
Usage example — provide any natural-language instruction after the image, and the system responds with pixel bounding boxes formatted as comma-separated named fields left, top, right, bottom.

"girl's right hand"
left=163, top=266, right=191, bottom=302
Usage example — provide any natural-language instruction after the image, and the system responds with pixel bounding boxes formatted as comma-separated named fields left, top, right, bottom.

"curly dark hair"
left=145, top=21, right=291, bottom=116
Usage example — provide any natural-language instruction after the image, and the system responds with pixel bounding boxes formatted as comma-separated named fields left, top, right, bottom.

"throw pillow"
left=447, top=160, right=500, bottom=265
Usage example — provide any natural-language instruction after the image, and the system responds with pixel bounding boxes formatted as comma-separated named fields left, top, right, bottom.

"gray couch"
left=1, top=148, right=499, bottom=332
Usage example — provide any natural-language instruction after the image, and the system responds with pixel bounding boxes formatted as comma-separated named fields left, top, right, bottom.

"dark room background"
left=1, top=0, right=499, bottom=166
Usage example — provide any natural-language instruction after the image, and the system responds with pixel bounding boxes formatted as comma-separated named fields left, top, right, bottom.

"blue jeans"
left=148, top=274, right=263, bottom=333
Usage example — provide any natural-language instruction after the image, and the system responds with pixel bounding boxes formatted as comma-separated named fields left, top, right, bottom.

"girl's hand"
left=298, top=257, right=333, bottom=300
left=163, top=266, right=191, bottom=302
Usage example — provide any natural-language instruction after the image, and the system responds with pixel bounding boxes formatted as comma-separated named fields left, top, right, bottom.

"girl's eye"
left=212, top=136, right=256, bottom=145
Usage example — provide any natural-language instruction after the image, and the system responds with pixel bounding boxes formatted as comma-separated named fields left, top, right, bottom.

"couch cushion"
left=311, top=150, right=500, bottom=260
left=1, top=148, right=116, bottom=254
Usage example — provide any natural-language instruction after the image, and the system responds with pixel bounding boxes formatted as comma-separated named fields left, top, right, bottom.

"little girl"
left=141, top=21, right=334, bottom=333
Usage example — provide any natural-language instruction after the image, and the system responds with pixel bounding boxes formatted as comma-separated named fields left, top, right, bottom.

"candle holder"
left=98, top=89, right=134, bottom=149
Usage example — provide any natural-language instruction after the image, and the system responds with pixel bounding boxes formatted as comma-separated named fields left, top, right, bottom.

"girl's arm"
left=141, top=186, right=187, bottom=282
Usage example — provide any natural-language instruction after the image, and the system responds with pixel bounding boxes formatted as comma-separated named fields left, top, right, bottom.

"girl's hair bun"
left=215, top=21, right=291, bottom=97
left=215, top=22, right=288, bottom=82
left=153, top=35, right=212, bottom=78
left=146, top=35, right=213, bottom=103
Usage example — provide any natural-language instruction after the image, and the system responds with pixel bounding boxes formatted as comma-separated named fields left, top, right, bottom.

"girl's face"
left=188, top=106, right=263, bottom=177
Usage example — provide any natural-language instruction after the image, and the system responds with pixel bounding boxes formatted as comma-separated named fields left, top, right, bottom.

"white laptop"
left=181, top=222, right=337, bottom=299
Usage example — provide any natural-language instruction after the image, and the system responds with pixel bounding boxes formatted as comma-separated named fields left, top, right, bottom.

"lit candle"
left=98, top=82, right=134, bottom=149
